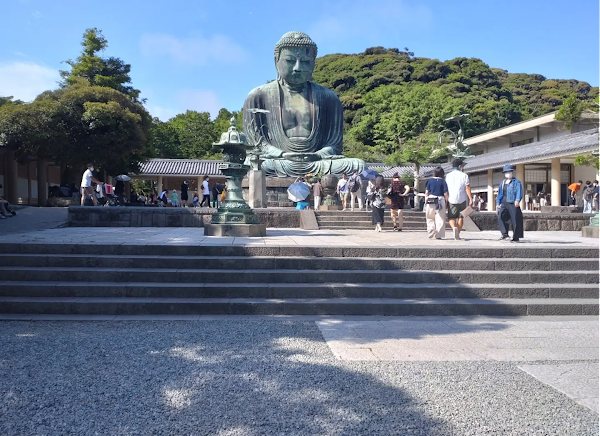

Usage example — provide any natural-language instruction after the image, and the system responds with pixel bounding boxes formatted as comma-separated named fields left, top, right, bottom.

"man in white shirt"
left=80, top=163, right=102, bottom=206
left=445, top=159, right=473, bottom=240
left=336, top=173, right=348, bottom=210
left=200, top=176, right=211, bottom=207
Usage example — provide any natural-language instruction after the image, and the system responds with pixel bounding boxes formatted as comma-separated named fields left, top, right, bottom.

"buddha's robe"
left=243, top=80, right=365, bottom=178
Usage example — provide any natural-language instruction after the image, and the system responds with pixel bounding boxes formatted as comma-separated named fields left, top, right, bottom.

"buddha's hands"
left=282, top=152, right=321, bottom=162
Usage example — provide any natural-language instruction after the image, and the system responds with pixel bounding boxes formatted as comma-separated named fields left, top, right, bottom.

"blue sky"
left=0, top=0, right=598, bottom=120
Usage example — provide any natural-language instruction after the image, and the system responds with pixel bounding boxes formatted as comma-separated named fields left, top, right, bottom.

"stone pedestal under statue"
left=248, top=170, right=267, bottom=209
left=582, top=212, right=599, bottom=238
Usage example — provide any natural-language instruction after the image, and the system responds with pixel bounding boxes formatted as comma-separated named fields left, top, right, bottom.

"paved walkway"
left=0, top=317, right=597, bottom=435
left=0, top=207, right=68, bottom=236
left=1, top=226, right=598, bottom=247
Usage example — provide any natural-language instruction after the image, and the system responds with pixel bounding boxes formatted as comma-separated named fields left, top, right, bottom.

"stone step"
left=0, top=244, right=596, bottom=259
left=0, top=254, right=595, bottom=272
left=1, top=282, right=596, bottom=299
left=0, top=267, right=596, bottom=284
left=0, top=296, right=596, bottom=316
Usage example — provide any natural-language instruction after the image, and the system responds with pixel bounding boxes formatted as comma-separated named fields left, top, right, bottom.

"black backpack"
left=349, top=176, right=361, bottom=193
left=584, top=186, right=595, bottom=201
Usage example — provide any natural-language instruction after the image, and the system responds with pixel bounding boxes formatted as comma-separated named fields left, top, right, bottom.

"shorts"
left=390, top=197, right=405, bottom=210
left=340, top=191, right=348, bottom=199
left=448, top=201, right=467, bottom=219
left=80, top=186, right=94, bottom=197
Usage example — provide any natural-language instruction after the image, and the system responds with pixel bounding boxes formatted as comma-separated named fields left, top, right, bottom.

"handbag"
left=425, top=197, right=438, bottom=206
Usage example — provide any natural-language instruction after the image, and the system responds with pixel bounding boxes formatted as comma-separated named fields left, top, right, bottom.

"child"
left=171, top=190, right=179, bottom=207
left=193, top=192, right=199, bottom=207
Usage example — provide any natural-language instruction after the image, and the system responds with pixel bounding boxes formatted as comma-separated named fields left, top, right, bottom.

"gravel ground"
left=0, top=321, right=597, bottom=436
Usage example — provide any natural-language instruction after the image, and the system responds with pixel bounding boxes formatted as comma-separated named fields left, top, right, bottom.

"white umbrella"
left=287, top=182, right=310, bottom=202
left=115, top=175, right=131, bottom=182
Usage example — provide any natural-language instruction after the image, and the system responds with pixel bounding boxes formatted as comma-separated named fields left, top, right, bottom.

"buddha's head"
left=274, top=31, right=318, bottom=86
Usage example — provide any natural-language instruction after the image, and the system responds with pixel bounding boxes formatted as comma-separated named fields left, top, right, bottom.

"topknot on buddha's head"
left=274, top=31, right=318, bottom=61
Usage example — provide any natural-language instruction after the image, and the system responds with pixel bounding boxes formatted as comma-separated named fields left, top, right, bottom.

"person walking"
left=497, top=164, right=524, bottom=242
left=313, top=179, right=323, bottom=210
left=593, top=180, right=599, bottom=212
left=180, top=181, right=189, bottom=207
left=159, top=188, right=169, bottom=206
left=371, top=175, right=387, bottom=232
left=365, top=179, right=375, bottom=211
left=445, top=158, right=473, bottom=240
left=582, top=181, right=595, bottom=213
left=347, top=170, right=363, bottom=211
left=171, top=189, right=179, bottom=207
left=425, top=166, right=449, bottom=240
left=80, top=163, right=102, bottom=206
left=336, top=173, right=348, bottom=210
left=212, top=181, right=224, bottom=208
left=199, top=176, right=211, bottom=207
left=568, top=180, right=582, bottom=206
left=387, top=173, right=410, bottom=231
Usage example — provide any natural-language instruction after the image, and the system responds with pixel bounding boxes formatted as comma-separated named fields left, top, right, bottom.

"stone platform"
left=0, top=228, right=597, bottom=317
left=68, top=206, right=299, bottom=228
left=204, top=223, right=267, bottom=237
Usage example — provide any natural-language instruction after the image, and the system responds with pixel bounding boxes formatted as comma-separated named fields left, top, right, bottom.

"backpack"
left=584, top=186, right=595, bottom=201
left=348, top=176, right=361, bottom=193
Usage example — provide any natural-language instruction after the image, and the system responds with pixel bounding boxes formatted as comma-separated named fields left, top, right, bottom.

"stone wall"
left=68, top=206, right=300, bottom=228
left=242, top=177, right=296, bottom=208
left=470, top=212, right=592, bottom=232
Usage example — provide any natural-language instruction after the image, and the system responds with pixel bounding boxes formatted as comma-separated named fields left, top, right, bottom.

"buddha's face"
left=276, top=47, right=315, bottom=85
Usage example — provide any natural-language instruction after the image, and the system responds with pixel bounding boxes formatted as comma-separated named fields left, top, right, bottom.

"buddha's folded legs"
left=262, top=158, right=365, bottom=178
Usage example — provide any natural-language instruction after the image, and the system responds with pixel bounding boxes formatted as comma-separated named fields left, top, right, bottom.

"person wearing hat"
left=496, top=164, right=524, bottom=242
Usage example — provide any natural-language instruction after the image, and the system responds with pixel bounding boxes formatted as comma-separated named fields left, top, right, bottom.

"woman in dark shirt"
left=424, top=166, right=449, bottom=239
left=387, top=173, right=410, bottom=231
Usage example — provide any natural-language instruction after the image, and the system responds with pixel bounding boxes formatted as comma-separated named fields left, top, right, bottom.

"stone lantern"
left=204, top=118, right=267, bottom=237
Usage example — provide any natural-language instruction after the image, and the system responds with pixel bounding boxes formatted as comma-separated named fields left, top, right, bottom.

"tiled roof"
left=137, top=159, right=223, bottom=176
left=445, top=128, right=599, bottom=174
left=366, top=163, right=438, bottom=178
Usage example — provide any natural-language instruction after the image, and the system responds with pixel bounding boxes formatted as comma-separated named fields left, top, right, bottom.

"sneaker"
left=0, top=215, right=6, bottom=220
left=453, top=227, right=460, bottom=240
left=510, top=239, right=520, bottom=243
left=498, top=235, right=509, bottom=241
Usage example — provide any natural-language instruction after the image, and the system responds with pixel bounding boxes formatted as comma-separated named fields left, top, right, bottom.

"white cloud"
left=146, top=105, right=180, bottom=122
left=175, top=89, right=221, bottom=118
left=32, top=10, right=42, bottom=18
left=146, top=89, right=221, bottom=121
left=0, top=61, right=59, bottom=102
left=309, top=0, right=433, bottom=46
left=140, top=33, right=247, bottom=65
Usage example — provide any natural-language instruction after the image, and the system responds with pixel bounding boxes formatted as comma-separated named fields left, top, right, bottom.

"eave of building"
left=453, top=128, right=599, bottom=174
left=465, top=112, right=557, bottom=146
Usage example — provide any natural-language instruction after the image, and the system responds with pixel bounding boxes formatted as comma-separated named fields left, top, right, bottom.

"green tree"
left=0, top=96, right=25, bottom=107
left=555, top=93, right=592, bottom=130
left=0, top=82, right=152, bottom=175
left=169, top=110, right=220, bottom=159
left=213, top=108, right=242, bottom=136
left=147, top=118, right=182, bottom=158
left=60, top=28, right=141, bottom=100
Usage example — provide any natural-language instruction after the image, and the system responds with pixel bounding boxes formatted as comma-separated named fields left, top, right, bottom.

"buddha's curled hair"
left=274, top=31, right=318, bottom=61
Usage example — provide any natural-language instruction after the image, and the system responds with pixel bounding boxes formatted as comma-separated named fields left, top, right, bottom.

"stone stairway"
left=316, top=210, right=443, bottom=230
left=0, top=243, right=597, bottom=316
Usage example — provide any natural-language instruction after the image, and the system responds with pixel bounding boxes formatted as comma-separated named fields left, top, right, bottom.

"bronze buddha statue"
left=243, top=31, right=365, bottom=178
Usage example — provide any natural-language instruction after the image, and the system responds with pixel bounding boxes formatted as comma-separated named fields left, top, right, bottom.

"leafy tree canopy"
left=60, top=28, right=141, bottom=101
left=0, top=81, right=152, bottom=175
left=313, top=47, right=598, bottom=164
left=147, top=108, right=242, bottom=160
left=0, top=96, right=25, bottom=107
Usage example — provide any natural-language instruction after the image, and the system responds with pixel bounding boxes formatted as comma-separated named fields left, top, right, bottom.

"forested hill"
left=312, top=47, right=598, bottom=162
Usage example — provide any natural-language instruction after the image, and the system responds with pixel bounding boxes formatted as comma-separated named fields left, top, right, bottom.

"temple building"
left=455, top=111, right=599, bottom=210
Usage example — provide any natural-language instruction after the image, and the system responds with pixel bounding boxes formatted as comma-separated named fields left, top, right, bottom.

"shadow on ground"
left=0, top=320, right=511, bottom=435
